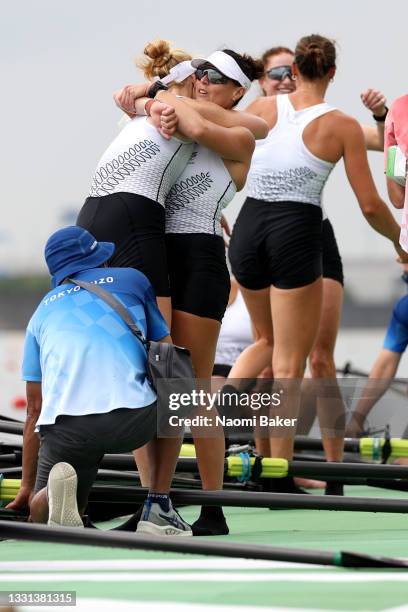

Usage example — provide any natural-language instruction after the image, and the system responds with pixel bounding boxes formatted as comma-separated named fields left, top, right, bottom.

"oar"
left=1, top=520, right=407, bottom=568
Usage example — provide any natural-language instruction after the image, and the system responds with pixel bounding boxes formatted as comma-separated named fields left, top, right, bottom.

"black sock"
left=192, top=505, right=229, bottom=536
left=325, top=482, right=344, bottom=496
left=198, top=505, right=225, bottom=520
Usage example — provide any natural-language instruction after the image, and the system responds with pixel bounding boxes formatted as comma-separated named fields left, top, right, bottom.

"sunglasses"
left=195, top=67, right=231, bottom=85
left=266, top=65, right=293, bottom=81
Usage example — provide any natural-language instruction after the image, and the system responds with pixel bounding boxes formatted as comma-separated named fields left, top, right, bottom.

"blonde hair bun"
left=136, top=39, right=192, bottom=80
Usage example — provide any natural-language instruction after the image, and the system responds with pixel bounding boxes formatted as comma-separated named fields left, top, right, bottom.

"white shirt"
left=89, top=117, right=193, bottom=206
left=247, top=94, right=336, bottom=207
left=165, top=145, right=236, bottom=235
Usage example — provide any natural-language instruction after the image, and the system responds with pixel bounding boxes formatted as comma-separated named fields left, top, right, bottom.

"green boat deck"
left=2, top=486, right=408, bottom=611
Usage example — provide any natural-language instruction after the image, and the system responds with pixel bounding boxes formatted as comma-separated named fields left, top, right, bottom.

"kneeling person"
left=17, top=226, right=191, bottom=536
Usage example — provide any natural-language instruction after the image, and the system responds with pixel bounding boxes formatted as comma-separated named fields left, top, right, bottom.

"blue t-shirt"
left=383, top=294, right=408, bottom=354
left=22, top=267, right=169, bottom=426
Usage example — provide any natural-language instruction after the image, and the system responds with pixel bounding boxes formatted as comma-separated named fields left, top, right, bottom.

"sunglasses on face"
left=266, top=65, right=293, bottom=81
left=195, top=67, right=231, bottom=85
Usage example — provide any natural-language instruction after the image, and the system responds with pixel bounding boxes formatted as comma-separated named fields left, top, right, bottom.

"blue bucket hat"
left=44, top=226, right=115, bottom=288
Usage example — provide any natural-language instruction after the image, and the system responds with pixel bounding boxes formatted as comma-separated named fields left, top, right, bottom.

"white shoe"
left=137, top=500, right=192, bottom=537
left=47, top=462, right=84, bottom=528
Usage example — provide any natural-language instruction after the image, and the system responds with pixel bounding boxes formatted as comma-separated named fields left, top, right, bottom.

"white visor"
left=161, top=61, right=196, bottom=85
left=191, top=51, right=251, bottom=90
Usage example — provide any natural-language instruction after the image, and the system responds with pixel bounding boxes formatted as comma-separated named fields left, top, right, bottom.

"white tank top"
left=165, top=145, right=237, bottom=236
left=215, top=290, right=253, bottom=366
left=247, top=95, right=337, bottom=207
left=89, top=117, right=193, bottom=206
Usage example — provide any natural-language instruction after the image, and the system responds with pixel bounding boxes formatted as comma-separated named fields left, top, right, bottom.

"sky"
left=1, top=0, right=406, bottom=275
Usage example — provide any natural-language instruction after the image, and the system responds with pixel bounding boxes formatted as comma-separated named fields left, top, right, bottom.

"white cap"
left=160, top=61, right=196, bottom=85
left=191, top=51, right=251, bottom=90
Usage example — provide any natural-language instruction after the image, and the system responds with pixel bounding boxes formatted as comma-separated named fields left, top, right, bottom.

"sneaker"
left=137, top=499, right=192, bottom=537
left=47, top=462, right=84, bottom=528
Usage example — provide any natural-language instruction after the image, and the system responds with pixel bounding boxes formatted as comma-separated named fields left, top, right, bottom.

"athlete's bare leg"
left=308, top=278, right=344, bottom=461
left=270, top=278, right=323, bottom=459
left=227, top=287, right=273, bottom=380
left=171, top=310, right=225, bottom=490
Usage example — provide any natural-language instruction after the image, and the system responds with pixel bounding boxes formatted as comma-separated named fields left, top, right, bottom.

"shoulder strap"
left=298, top=103, right=337, bottom=130
left=66, top=278, right=148, bottom=347
left=275, top=94, right=289, bottom=123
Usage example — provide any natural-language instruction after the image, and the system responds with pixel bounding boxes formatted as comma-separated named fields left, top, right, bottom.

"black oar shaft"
left=288, top=460, right=408, bottom=479
left=0, top=420, right=23, bottom=435
left=88, top=485, right=408, bottom=513
left=1, top=521, right=407, bottom=568
left=5, top=450, right=408, bottom=482
left=99, top=455, right=408, bottom=480
left=0, top=520, right=336, bottom=566
left=0, top=453, right=19, bottom=464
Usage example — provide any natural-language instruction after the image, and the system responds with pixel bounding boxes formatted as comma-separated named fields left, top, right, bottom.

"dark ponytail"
left=295, top=34, right=336, bottom=80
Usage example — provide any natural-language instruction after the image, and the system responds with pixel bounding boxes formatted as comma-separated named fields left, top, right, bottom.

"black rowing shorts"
left=77, top=192, right=170, bottom=297
left=322, top=218, right=344, bottom=286
left=229, top=198, right=323, bottom=290
left=34, top=405, right=156, bottom=511
left=212, top=363, right=232, bottom=377
left=166, top=233, right=230, bottom=322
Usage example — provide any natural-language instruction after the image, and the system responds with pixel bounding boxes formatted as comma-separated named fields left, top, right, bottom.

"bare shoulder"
left=325, top=110, right=365, bottom=137
left=245, top=96, right=276, bottom=116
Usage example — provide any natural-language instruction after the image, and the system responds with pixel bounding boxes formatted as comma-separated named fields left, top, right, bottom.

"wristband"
left=148, top=81, right=169, bottom=99
left=372, top=105, right=389, bottom=122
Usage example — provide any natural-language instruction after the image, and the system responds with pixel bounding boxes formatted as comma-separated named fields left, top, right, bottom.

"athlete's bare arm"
left=360, top=88, right=387, bottom=151
left=362, top=124, right=385, bottom=152
left=346, top=349, right=401, bottom=436
left=387, top=177, right=406, bottom=209
left=114, top=83, right=268, bottom=139
left=113, top=83, right=151, bottom=118
left=155, top=91, right=268, bottom=140
left=341, top=116, right=406, bottom=259
left=5, top=382, right=42, bottom=512
left=154, top=95, right=254, bottom=191
left=155, top=91, right=255, bottom=161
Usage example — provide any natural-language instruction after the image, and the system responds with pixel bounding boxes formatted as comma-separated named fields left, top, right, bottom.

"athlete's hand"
left=360, top=89, right=387, bottom=118
left=395, top=244, right=408, bottom=264
left=159, top=105, right=178, bottom=139
left=113, top=83, right=150, bottom=117
left=5, top=485, right=32, bottom=513
left=149, top=101, right=178, bottom=139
